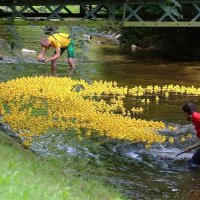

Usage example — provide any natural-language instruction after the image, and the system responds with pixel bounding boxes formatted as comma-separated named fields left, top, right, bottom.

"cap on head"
left=40, top=38, right=50, bottom=47
left=182, top=102, right=197, bottom=115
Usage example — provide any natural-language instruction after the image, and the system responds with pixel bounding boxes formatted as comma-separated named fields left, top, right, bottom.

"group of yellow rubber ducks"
left=0, top=76, right=196, bottom=147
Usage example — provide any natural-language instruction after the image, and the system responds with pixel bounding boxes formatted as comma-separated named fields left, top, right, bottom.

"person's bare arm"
left=38, top=47, right=47, bottom=61
left=45, top=48, right=61, bottom=63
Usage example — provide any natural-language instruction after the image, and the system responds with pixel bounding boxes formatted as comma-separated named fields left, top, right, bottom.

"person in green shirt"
left=38, top=33, right=76, bottom=75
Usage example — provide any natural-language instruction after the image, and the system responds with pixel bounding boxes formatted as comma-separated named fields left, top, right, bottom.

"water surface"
left=1, top=25, right=200, bottom=199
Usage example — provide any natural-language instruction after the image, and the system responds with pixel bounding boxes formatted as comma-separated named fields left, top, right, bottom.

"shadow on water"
left=2, top=26, right=200, bottom=199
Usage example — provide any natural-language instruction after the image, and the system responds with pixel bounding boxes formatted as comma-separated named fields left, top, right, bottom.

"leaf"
left=171, top=7, right=183, bottom=18
left=159, top=2, right=182, bottom=19
left=169, top=0, right=182, bottom=8
left=71, top=84, right=85, bottom=93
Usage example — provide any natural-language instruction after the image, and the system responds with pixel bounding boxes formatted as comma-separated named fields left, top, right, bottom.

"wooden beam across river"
left=1, top=0, right=200, bottom=27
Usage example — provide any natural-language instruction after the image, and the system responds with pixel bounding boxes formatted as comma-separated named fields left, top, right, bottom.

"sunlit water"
left=1, top=26, right=200, bottom=199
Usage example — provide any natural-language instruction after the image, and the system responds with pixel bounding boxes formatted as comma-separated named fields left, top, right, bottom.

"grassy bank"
left=0, top=130, right=125, bottom=200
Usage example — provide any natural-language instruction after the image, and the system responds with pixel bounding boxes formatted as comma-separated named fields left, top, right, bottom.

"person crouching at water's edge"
left=38, top=33, right=76, bottom=75
left=183, top=102, right=200, bottom=167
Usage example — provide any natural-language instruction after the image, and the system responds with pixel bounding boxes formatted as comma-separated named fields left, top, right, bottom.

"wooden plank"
left=0, top=12, right=123, bottom=18
left=124, top=21, right=200, bottom=27
left=0, top=0, right=173, bottom=6
left=0, top=0, right=200, bottom=6
left=0, top=18, right=122, bottom=26
left=2, top=18, right=200, bottom=27
left=1, top=0, right=200, bottom=27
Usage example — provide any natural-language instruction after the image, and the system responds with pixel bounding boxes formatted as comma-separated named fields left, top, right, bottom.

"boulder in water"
left=83, top=34, right=92, bottom=41
left=140, top=147, right=193, bottom=161
left=44, top=26, right=59, bottom=34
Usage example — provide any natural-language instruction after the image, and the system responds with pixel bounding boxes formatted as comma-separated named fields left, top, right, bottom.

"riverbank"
left=0, top=130, right=125, bottom=200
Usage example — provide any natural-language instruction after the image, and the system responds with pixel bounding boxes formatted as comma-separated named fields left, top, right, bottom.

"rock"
left=139, top=147, right=193, bottom=161
left=44, top=26, right=59, bottom=34
left=131, top=44, right=138, bottom=51
left=83, top=34, right=92, bottom=41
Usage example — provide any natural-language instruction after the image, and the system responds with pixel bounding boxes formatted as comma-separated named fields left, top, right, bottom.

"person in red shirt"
left=183, top=102, right=200, bottom=166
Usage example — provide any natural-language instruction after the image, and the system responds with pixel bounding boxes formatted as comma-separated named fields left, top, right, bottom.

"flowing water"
left=1, top=25, right=200, bottom=199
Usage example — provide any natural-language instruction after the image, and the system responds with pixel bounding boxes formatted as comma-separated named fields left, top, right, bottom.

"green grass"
left=0, top=130, right=125, bottom=200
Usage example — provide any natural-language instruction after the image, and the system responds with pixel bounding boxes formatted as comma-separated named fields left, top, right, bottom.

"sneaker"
left=188, top=159, right=200, bottom=168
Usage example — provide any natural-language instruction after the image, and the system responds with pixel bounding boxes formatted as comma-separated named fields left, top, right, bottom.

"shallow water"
left=30, top=126, right=199, bottom=200
left=1, top=25, right=200, bottom=199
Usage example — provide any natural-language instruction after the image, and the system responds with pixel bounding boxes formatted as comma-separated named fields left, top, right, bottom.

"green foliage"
left=160, top=1, right=182, bottom=19
left=6, top=26, right=22, bottom=54
left=121, top=27, right=200, bottom=61
left=71, top=84, right=85, bottom=93
left=121, top=27, right=155, bottom=47
left=69, top=26, right=92, bottom=58
left=144, top=0, right=182, bottom=19
left=166, top=0, right=181, bottom=8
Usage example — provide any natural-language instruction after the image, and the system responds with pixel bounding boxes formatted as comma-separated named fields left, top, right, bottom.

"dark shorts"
left=55, top=40, right=75, bottom=58
left=188, top=148, right=200, bottom=166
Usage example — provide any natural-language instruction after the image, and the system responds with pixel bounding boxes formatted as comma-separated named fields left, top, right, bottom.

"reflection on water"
left=1, top=26, right=200, bottom=199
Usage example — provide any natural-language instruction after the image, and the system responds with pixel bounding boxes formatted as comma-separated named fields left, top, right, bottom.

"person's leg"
left=66, top=40, right=75, bottom=75
left=68, top=58, right=76, bottom=71
left=51, top=48, right=65, bottom=75
left=51, top=59, right=57, bottom=75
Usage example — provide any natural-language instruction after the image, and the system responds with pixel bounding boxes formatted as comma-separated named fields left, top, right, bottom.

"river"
left=1, top=25, right=200, bottom=200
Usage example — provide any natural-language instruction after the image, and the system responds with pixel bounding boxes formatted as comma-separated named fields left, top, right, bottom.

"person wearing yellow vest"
left=38, top=33, right=75, bottom=75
